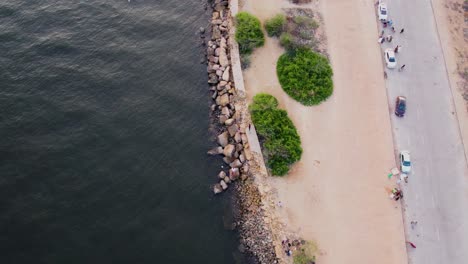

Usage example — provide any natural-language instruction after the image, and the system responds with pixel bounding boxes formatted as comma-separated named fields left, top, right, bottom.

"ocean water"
left=0, top=1, right=242, bottom=263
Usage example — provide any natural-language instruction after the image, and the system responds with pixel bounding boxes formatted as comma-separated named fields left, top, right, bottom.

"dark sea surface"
left=0, top=1, right=242, bottom=263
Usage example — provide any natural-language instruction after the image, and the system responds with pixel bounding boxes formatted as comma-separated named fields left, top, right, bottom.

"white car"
left=384, top=49, right=397, bottom=68
left=378, top=2, right=388, bottom=21
left=399, top=151, right=411, bottom=173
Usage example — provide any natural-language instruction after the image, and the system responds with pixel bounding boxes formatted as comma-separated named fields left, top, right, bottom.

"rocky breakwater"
left=203, top=1, right=279, bottom=263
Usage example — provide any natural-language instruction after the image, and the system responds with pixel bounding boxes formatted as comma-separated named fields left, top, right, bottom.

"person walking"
left=394, top=45, right=399, bottom=53
left=399, top=64, right=406, bottom=71
left=391, top=26, right=396, bottom=32
left=400, top=28, right=405, bottom=33
left=386, top=35, right=393, bottom=42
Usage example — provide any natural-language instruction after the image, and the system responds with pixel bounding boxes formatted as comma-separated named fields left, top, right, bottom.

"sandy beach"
left=241, top=0, right=408, bottom=263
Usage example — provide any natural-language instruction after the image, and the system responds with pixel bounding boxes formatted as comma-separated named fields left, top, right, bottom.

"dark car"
left=395, top=96, right=406, bottom=117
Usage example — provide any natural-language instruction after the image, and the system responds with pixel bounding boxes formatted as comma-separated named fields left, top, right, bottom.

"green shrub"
left=249, top=94, right=302, bottom=176
left=277, top=49, right=333, bottom=105
left=264, top=14, right=286, bottom=37
left=293, top=250, right=316, bottom=264
left=235, top=12, right=265, bottom=55
left=279, top=32, right=293, bottom=50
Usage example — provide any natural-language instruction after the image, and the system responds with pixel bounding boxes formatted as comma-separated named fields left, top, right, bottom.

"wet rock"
left=217, top=131, right=229, bottom=147
left=223, top=144, right=236, bottom=158
left=223, top=156, right=235, bottom=164
left=213, top=183, right=223, bottom=194
left=230, top=159, right=242, bottom=168
left=199, top=27, right=205, bottom=34
left=229, top=167, right=240, bottom=181
left=207, top=146, right=223, bottom=155
left=218, top=170, right=227, bottom=179
left=220, top=180, right=228, bottom=190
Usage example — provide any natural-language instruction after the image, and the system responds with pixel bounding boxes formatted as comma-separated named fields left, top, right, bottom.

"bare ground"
left=241, top=0, right=408, bottom=263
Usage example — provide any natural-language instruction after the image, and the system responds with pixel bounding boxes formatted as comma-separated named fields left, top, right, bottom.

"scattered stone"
left=218, top=171, right=227, bottom=179
left=213, top=183, right=223, bottom=194
left=220, top=180, right=228, bottom=190
left=207, top=146, right=223, bottom=155
left=199, top=27, right=205, bottom=34
left=217, top=131, right=229, bottom=147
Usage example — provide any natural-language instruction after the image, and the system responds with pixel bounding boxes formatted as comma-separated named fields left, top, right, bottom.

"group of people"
left=281, top=239, right=293, bottom=256
left=379, top=17, right=407, bottom=71
left=391, top=187, right=403, bottom=201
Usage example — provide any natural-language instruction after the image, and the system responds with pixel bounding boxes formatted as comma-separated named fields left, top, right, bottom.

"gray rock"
left=211, top=90, right=217, bottom=99
left=213, top=183, right=223, bottom=194
left=221, top=107, right=230, bottom=117
left=207, top=146, right=223, bottom=155
left=229, top=167, right=240, bottom=181
left=242, top=163, right=249, bottom=174
left=223, top=144, right=236, bottom=158
left=230, top=159, right=243, bottom=168
left=234, top=131, right=242, bottom=143
left=199, top=27, right=205, bottom=34
left=219, top=50, right=229, bottom=67
left=208, top=73, right=218, bottom=84
left=239, top=153, right=246, bottom=163
left=228, top=124, right=239, bottom=137
left=217, top=131, right=229, bottom=147
left=210, top=104, right=216, bottom=112
left=216, top=94, right=230, bottom=106
left=220, top=180, right=228, bottom=190
left=223, top=156, right=235, bottom=164
left=223, top=176, right=231, bottom=184
left=222, top=67, right=230, bottom=81
left=224, top=118, right=235, bottom=126
left=212, top=26, right=221, bottom=40
left=219, top=115, right=228, bottom=124
left=218, top=171, right=226, bottom=179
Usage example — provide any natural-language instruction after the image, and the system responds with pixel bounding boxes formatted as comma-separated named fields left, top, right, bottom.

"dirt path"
left=241, top=0, right=408, bottom=263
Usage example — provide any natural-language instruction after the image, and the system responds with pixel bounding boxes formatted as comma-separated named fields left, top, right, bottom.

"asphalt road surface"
left=378, top=0, right=468, bottom=263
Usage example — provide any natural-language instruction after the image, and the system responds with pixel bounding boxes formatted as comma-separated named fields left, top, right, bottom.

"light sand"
left=241, top=0, right=408, bottom=263
left=431, top=0, right=468, bottom=161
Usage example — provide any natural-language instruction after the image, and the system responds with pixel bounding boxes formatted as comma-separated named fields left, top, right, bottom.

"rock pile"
left=205, top=0, right=251, bottom=195
left=203, top=1, right=279, bottom=263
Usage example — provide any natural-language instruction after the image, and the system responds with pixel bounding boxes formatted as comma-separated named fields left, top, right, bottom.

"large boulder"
left=230, top=159, right=242, bottom=168
left=207, top=146, right=223, bottom=155
left=216, top=93, right=230, bottom=106
left=217, top=131, right=229, bottom=147
left=223, top=144, right=236, bottom=158
left=229, top=167, right=240, bottom=181
left=219, top=50, right=229, bottom=67
left=228, top=124, right=239, bottom=137
left=213, top=183, right=223, bottom=194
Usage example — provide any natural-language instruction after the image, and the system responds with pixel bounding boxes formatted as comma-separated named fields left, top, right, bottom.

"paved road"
left=378, top=0, right=468, bottom=263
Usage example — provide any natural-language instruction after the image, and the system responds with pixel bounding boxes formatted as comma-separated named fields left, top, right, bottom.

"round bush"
left=235, top=12, right=265, bottom=55
left=264, top=14, right=286, bottom=37
left=249, top=94, right=302, bottom=176
left=277, top=49, right=333, bottom=105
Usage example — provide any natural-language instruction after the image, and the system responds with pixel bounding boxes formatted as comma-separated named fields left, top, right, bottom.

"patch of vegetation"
left=235, top=12, right=265, bottom=55
left=264, top=9, right=321, bottom=52
left=264, top=14, right=286, bottom=37
left=293, top=241, right=317, bottom=264
left=277, top=48, right=333, bottom=105
left=249, top=94, right=302, bottom=176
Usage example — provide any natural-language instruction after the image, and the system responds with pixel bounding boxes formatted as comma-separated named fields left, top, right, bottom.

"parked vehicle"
left=395, top=96, right=406, bottom=117
left=385, top=49, right=397, bottom=69
left=399, top=150, right=411, bottom=173
left=378, top=2, right=388, bottom=21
